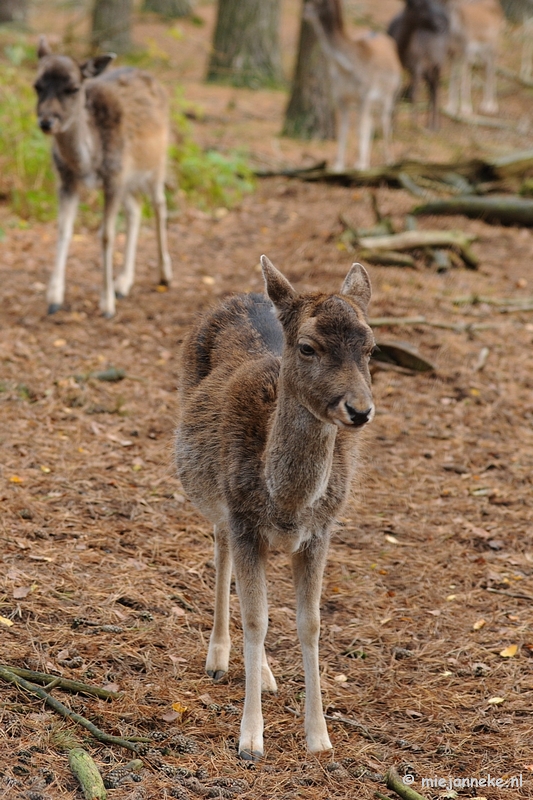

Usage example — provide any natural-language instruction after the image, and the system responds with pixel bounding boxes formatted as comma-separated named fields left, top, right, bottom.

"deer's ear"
left=80, top=54, right=116, bottom=79
left=38, top=36, right=52, bottom=59
left=341, top=262, right=371, bottom=311
left=261, top=255, right=297, bottom=310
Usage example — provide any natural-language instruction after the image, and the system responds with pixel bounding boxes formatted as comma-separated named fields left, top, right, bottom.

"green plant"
left=168, top=92, right=255, bottom=211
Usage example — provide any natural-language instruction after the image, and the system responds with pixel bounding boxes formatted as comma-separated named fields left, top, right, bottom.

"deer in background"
left=303, top=0, right=401, bottom=171
left=34, top=37, right=172, bottom=318
left=388, top=0, right=450, bottom=130
left=444, top=0, right=504, bottom=116
left=176, top=255, right=375, bottom=759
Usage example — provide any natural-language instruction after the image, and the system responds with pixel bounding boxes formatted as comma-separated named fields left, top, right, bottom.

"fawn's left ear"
left=341, top=262, right=372, bottom=311
left=80, top=54, right=116, bottom=79
left=38, top=36, right=52, bottom=59
left=261, top=255, right=297, bottom=312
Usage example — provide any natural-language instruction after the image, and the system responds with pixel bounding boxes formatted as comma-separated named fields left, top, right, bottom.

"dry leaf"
left=171, top=701, right=188, bottom=714
left=12, top=586, right=31, bottom=599
left=384, top=534, right=399, bottom=544
left=334, top=674, right=348, bottom=683
left=9, top=475, right=24, bottom=483
left=171, top=606, right=186, bottom=617
left=499, top=644, right=518, bottom=658
left=487, top=696, right=505, bottom=705
left=0, top=616, right=14, bottom=627
left=473, top=618, right=486, bottom=631
left=199, top=693, right=213, bottom=706
left=161, top=710, right=180, bottom=722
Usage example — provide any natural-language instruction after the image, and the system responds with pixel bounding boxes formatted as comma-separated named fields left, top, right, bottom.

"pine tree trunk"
left=282, top=6, right=335, bottom=140
left=0, top=0, right=27, bottom=24
left=92, top=0, right=133, bottom=54
left=143, top=0, right=192, bottom=18
left=207, top=0, right=282, bottom=88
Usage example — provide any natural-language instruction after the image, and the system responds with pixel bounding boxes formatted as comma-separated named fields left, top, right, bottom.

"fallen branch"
left=386, top=766, right=428, bottom=800
left=369, top=316, right=497, bottom=333
left=357, top=229, right=478, bottom=268
left=0, top=666, right=147, bottom=753
left=440, top=108, right=517, bottom=131
left=485, top=587, right=533, bottom=602
left=0, top=666, right=121, bottom=700
left=69, top=748, right=107, bottom=800
left=413, top=195, right=533, bottom=227
left=359, top=250, right=415, bottom=267
left=497, top=64, right=533, bottom=90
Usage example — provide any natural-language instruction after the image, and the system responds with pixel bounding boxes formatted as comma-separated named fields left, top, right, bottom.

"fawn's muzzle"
left=345, top=402, right=373, bottom=427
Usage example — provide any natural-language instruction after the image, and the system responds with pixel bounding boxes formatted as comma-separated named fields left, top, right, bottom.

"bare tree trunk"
left=143, top=0, right=192, bottom=18
left=207, top=0, right=282, bottom=88
left=283, top=1, right=336, bottom=140
left=92, top=0, right=133, bottom=54
left=0, top=0, right=27, bottom=24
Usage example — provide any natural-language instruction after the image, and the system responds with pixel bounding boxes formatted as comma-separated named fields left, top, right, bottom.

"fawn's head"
left=34, top=36, right=115, bottom=135
left=261, top=255, right=375, bottom=429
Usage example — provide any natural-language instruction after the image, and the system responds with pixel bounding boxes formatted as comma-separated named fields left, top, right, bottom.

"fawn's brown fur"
left=175, top=256, right=375, bottom=759
left=303, top=0, right=401, bottom=171
left=34, top=37, right=172, bottom=318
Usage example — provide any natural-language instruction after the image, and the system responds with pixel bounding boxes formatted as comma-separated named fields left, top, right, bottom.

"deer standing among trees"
left=34, top=37, right=172, bottom=318
left=387, top=0, right=450, bottom=130
left=303, top=0, right=401, bottom=171
left=444, top=0, right=504, bottom=116
left=175, top=256, right=375, bottom=760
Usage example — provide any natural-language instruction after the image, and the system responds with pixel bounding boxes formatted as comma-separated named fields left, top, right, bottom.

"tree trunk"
left=499, top=0, right=533, bottom=23
left=143, top=0, right=192, bottom=18
left=207, top=0, right=282, bottom=88
left=92, top=0, right=133, bottom=54
left=0, top=0, right=27, bottom=24
left=282, top=1, right=336, bottom=140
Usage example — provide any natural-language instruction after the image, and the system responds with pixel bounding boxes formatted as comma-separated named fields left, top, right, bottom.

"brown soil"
left=1, top=3, right=533, bottom=799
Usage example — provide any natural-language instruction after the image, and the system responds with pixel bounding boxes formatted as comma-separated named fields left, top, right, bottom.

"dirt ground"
left=1, top=2, right=533, bottom=799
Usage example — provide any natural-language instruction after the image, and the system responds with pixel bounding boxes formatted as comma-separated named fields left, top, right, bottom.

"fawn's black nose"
left=39, top=118, right=52, bottom=133
left=345, top=403, right=372, bottom=427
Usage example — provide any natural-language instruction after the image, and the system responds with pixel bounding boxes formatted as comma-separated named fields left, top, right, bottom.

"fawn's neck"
left=264, top=374, right=338, bottom=514
left=54, top=95, right=94, bottom=178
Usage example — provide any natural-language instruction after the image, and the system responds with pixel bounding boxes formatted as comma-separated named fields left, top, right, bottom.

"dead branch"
left=440, top=108, right=517, bottom=131
left=357, top=229, right=478, bottom=268
left=385, top=766, right=428, bottom=800
left=413, top=195, right=533, bottom=227
left=497, top=64, right=533, bottom=89
left=369, top=316, right=497, bottom=333
left=0, top=666, right=147, bottom=753
left=0, top=666, right=121, bottom=700
left=485, top=587, right=533, bottom=602
left=68, top=748, right=107, bottom=800
left=359, top=250, right=415, bottom=267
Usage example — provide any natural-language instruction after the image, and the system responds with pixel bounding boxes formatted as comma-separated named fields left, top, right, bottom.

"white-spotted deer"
left=175, top=256, right=375, bottom=760
left=444, top=0, right=504, bottom=116
left=34, top=37, right=172, bottom=318
left=303, top=0, right=401, bottom=171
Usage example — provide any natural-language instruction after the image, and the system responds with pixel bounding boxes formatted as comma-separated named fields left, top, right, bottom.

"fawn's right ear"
left=80, top=54, right=116, bottom=79
left=261, top=255, right=297, bottom=312
left=341, top=262, right=372, bottom=312
left=38, top=36, right=52, bottom=59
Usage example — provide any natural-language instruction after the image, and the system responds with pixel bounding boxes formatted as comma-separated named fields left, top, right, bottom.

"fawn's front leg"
left=233, top=535, right=269, bottom=761
left=206, top=524, right=232, bottom=681
left=47, top=187, right=78, bottom=314
left=292, top=535, right=332, bottom=754
left=101, top=185, right=122, bottom=318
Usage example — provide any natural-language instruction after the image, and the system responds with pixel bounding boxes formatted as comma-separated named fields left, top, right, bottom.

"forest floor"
left=1, top=2, right=533, bottom=799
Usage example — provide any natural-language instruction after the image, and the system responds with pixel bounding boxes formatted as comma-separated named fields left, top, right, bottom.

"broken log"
left=357, top=229, right=478, bottom=268
left=413, top=195, right=533, bottom=227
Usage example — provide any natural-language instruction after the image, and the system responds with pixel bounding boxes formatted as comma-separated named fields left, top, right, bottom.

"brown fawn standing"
left=34, top=37, right=172, bottom=318
left=175, top=256, right=375, bottom=760
left=303, top=0, right=401, bottom=171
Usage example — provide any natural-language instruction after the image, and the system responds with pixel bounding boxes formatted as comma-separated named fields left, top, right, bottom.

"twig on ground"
left=385, top=766, right=428, bottom=800
left=497, top=64, right=533, bottom=89
left=440, top=108, right=517, bottom=131
left=485, top=587, right=533, bottom=602
left=357, top=229, right=478, bottom=268
left=375, top=792, right=395, bottom=800
left=369, top=316, right=497, bottom=333
left=68, top=748, right=107, bottom=800
left=0, top=667, right=147, bottom=753
left=0, top=666, right=121, bottom=699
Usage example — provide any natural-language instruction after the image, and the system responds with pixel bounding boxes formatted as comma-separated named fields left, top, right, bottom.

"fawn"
left=303, top=0, right=401, bottom=171
left=175, top=256, right=375, bottom=759
left=388, top=0, right=450, bottom=130
left=34, top=37, right=172, bottom=318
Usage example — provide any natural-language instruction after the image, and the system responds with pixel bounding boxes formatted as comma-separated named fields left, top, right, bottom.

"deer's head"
left=34, top=36, right=115, bottom=135
left=261, top=255, right=375, bottom=429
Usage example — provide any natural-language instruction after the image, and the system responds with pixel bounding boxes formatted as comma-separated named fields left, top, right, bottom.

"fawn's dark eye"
left=64, top=86, right=80, bottom=95
left=299, top=343, right=316, bottom=357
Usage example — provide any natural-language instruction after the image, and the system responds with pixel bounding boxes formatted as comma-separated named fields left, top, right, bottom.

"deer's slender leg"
left=459, top=54, right=473, bottom=116
left=381, top=94, right=394, bottom=165
left=292, top=535, right=331, bottom=754
left=334, top=105, right=350, bottom=173
left=356, top=97, right=373, bottom=171
left=206, top=524, right=232, bottom=681
left=114, top=193, right=141, bottom=299
left=446, top=59, right=460, bottom=115
left=479, top=50, right=498, bottom=114
left=152, top=176, right=172, bottom=287
left=100, top=185, right=122, bottom=318
left=232, top=533, right=269, bottom=760
left=47, top=188, right=78, bottom=314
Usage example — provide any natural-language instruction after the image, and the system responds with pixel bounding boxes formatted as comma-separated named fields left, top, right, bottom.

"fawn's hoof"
left=103, top=311, right=115, bottom=320
left=47, top=303, right=62, bottom=315
left=115, top=291, right=127, bottom=300
left=238, top=749, right=263, bottom=762
left=207, top=669, right=226, bottom=682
